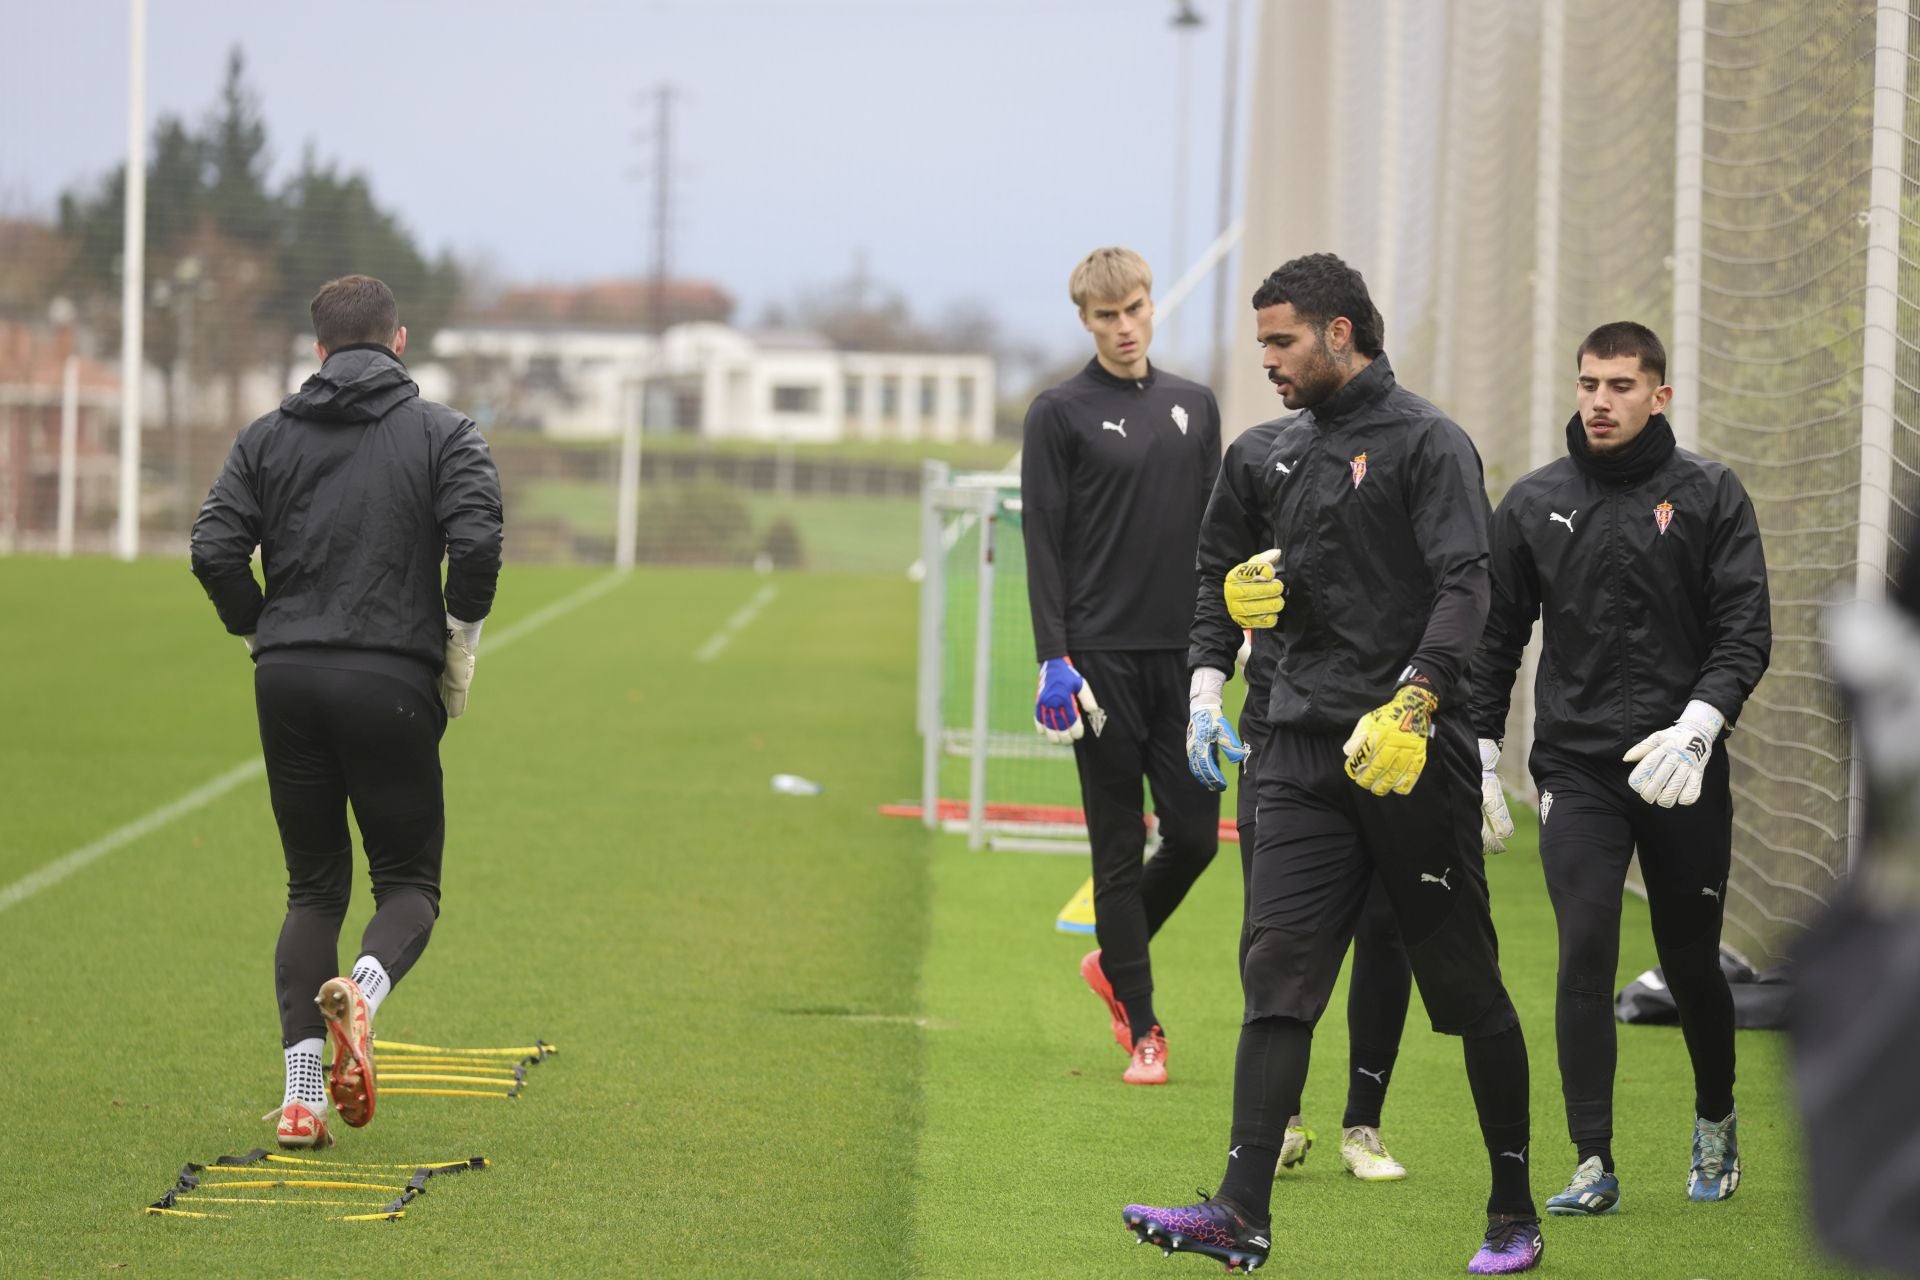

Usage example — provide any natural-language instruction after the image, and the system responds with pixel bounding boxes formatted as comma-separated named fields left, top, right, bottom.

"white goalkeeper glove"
left=440, top=613, right=484, bottom=718
left=1186, top=666, right=1249, bottom=792
left=1623, top=699, right=1725, bottom=807
left=1479, top=738, right=1514, bottom=853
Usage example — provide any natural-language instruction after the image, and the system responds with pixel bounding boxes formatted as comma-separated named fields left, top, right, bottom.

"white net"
left=1246, top=0, right=1920, bottom=966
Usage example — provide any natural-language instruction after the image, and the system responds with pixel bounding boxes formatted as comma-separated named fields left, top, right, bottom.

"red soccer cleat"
left=1124, top=1026, right=1169, bottom=1086
left=1080, top=949, right=1131, bottom=1051
left=316, top=976, right=377, bottom=1127
left=268, top=1101, right=335, bottom=1149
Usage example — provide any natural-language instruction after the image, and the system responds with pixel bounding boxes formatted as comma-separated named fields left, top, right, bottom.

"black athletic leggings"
left=1533, top=742, right=1736, bottom=1146
left=255, top=652, right=447, bottom=1045
left=1238, top=714, right=1412, bottom=1127
left=1070, top=649, right=1222, bottom=1005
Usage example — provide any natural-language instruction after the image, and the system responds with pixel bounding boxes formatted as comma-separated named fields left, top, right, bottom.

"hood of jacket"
left=281, top=345, right=418, bottom=424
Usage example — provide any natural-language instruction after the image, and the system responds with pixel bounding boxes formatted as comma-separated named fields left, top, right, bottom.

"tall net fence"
left=1293, top=0, right=1917, bottom=966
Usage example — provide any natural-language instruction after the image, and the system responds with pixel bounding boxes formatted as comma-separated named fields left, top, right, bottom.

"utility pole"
left=644, top=84, right=679, bottom=334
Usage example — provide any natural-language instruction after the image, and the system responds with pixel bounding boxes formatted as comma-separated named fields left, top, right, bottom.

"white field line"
left=0, top=572, right=625, bottom=917
left=693, top=583, right=778, bottom=663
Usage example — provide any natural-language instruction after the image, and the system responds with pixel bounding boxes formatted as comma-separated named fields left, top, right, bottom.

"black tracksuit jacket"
left=190, top=345, right=504, bottom=672
left=1470, top=416, right=1772, bottom=757
left=1187, top=356, right=1493, bottom=734
left=1020, top=358, right=1221, bottom=661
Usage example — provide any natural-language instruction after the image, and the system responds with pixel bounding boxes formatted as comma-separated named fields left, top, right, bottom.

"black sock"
left=1121, top=996, right=1160, bottom=1045
left=1342, top=1041, right=1397, bottom=1129
left=1463, top=1025, right=1535, bottom=1218
left=1216, top=1144, right=1278, bottom=1222
left=1219, top=1017, right=1313, bottom=1220
left=1576, top=1142, right=1614, bottom=1175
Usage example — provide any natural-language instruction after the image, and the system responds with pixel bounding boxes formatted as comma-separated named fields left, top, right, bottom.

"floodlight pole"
left=1169, top=1, right=1203, bottom=366
left=116, top=0, right=147, bottom=562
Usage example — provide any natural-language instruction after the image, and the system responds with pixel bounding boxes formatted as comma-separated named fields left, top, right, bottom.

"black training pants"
left=1069, top=649, right=1222, bottom=1005
left=255, top=652, right=448, bottom=1045
left=1237, top=713, right=1412, bottom=1124
left=1231, top=715, right=1518, bottom=1152
left=1532, top=741, right=1736, bottom=1146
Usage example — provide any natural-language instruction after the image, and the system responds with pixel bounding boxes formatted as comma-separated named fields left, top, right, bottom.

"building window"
left=771, top=384, right=821, bottom=414
left=880, top=377, right=901, bottom=416
left=920, top=377, right=938, bottom=416
left=956, top=377, right=975, bottom=418
left=843, top=376, right=863, bottom=416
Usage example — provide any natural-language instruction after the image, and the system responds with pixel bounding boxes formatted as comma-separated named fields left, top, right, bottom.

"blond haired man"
left=1021, top=247, right=1224, bottom=1085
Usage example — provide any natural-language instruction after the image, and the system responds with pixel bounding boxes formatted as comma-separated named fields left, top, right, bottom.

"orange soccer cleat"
left=267, top=1100, right=335, bottom=1149
left=1080, top=949, right=1131, bottom=1051
left=316, top=976, right=377, bottom=1127
left=1123, top=1026, right=1169, bottom=1086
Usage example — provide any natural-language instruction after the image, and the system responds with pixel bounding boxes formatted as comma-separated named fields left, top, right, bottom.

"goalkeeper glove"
left=1186, top=666, right=1249, bottom=791
left=241, top=634, right=257, bottom=655
left=1479, top=738, right=1514, bottom=853
left=440, top=613, right=484, bottom=718
left=1225, top=549, right=1287, bottom=629
left=1034, top=657, right=1105, bottom=744
left=1623, top=699, right=1724, bottom=807
left=1343, top=681, right=1439, bottom=796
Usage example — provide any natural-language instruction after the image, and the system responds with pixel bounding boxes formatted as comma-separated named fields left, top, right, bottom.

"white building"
left=428, top=321, right=994, bottom=444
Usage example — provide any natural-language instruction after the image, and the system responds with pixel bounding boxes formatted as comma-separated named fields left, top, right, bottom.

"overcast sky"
left=0, top=0, right=1249, bottom=370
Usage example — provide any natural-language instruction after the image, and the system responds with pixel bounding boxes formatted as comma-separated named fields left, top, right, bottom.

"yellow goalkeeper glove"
left=1343, top=683, right=1439, bottom=796
left=1225, top=549, right=1286, bottom=628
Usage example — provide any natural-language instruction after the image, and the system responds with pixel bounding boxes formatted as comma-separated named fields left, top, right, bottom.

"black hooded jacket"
left=1469, top=413, right=1772, bottom=758
left=190, top=345, right=504, bottom=672
left=1187, top=356, right=1493, bottom=734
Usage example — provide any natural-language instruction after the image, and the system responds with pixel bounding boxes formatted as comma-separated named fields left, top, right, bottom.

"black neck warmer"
left=1564, top=411, right=1676, bottom=485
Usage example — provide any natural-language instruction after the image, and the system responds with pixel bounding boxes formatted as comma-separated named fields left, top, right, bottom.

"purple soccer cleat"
left=1121, top=1193, right=1270, bottom=1272
left=1467, top=1214, right=1544, bottom=1274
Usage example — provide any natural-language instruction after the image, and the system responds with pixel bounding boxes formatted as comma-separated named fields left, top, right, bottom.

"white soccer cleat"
left=1277, top=1115, right=1316, bottom=1170
left=1341, top=1125, right=1408, bottom=1181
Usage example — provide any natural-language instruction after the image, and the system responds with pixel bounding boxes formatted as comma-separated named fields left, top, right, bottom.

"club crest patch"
left=1654, top=501, right=1674, bottom=535
left=1171, top=404, right=1190, bottom=435
left=1350, top=452, right=1368, bottom=489
left=1540, top=791, right=1554, bottom=824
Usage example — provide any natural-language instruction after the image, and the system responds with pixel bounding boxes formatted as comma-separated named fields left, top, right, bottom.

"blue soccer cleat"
left=1122, top=1192, right=1270, bottom=1272
left=1688, top=1110, right=1741, bottom=1202
left=1545, top=1155, right=1620, bottom=1215
left=1467, top=1214, right=1543, bottom=1274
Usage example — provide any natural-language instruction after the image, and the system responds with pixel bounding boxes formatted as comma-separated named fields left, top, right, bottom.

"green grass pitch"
left=0, top=557, right=1859, bottom=1276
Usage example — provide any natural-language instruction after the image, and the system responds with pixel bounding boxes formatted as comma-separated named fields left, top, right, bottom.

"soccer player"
left=1128, top=253, right=1541, bottom=1274
left=1021, top=247, right=1223, bottom=1086
left=1472, top=321, right=1770, bottom=1215
left=1189, top=410, right=1416, bottom=1185
left=191, top=275, right=503, bottom=1149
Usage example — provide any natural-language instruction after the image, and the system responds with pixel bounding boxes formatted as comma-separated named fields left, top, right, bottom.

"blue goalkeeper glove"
left=1034, top=657, right=1106, bottom=744
left=1186, top=667, right=1249, bottom=791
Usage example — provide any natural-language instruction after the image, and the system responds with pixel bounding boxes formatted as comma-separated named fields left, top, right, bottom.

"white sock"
left=283, top=1038, right=326, bottom=1111
left=350, top=955, right=392, bottom=1018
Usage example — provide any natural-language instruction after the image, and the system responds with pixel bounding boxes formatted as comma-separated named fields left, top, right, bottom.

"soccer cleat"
left=1277, top=1115, right=1316, bottom=1170
left=1080, top=949, right=1131, bottom=1051
left=1545, top=1155, right=1620, bottom=1215
left=1467, top=1214, right=1544, bottom=1274
left=1122, top=1192, right=1270, bottom=1272
left=1123, top=1026, right=1169, bottom=1086
left=316, top=976, right=376, bottom=1128
left=1688, top=1110, right=1741, bottom=1201
left=1340, top=1125, right=1408, bottom=1181
left=265, top=1101, right=335, bottom=1150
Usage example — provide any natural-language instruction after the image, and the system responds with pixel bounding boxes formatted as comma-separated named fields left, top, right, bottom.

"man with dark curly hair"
left=1125, top=252, right=1540, bottom=1275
